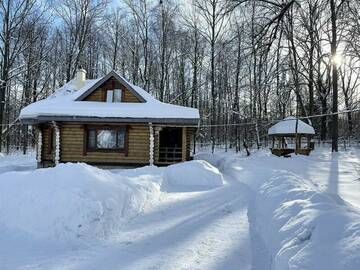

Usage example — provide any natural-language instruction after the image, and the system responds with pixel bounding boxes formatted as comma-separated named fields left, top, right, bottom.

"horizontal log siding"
left=41, top=125, right=53, bottom=161
left=60, top=123, right=150, bottom=164
left=84, top=76, right=141, bottom=103
left=84, top=89, right=103, bottom=101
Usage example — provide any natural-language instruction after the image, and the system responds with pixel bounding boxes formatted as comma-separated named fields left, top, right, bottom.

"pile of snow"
left=0, top=160, right=224, bottom=242
left=253, top=170, right=360, bottom=269
left=194, top=152, right=223, bottom=167
left=0, top=163, right=161, bottom=242
left=163, top=160, right=224, bottom=191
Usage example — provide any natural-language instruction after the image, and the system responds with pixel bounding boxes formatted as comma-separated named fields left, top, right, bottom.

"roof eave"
left=19, top=115, right=199, bottom=126
left=268, top=132, right=315, bottom=136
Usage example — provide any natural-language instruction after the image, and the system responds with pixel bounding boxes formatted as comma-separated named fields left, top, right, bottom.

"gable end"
left=76, top=71, right=146, bottom=103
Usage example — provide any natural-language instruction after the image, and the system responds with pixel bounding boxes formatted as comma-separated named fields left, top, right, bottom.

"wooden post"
left=149, top=123, right=154, bottom=165
left=52, top=121, right=60, bottom=165
left=37, top=127, right=42, bottom=167
left=295, top=135, right=301, bottom=154
left=182, top=127, right=187, bottom=162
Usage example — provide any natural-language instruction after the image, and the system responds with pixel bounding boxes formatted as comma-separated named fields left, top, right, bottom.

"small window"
left=114, top=89, right=122, bottom=102
left=87, top=128, right=126, bottom=150
left=106, top=90, right=113, bottom=102
left=106, top=89, right=122, bottom=103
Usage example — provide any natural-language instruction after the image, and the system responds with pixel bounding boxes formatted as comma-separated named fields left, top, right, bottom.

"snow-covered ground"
left=1, top=148, right=360, bottom=269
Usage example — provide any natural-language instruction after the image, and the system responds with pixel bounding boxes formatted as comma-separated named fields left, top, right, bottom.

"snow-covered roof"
left=268, top=116, right=315, bottom=135
left=19, top=71, right=200, bottom=125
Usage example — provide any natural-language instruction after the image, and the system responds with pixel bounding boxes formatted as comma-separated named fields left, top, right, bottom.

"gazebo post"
left=295, top=135, right=301, bottom=154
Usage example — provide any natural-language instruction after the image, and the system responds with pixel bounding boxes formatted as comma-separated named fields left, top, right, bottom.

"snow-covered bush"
left=0, top=163, right=161, bottom=242
left=163, top=160, right=224, bottom=191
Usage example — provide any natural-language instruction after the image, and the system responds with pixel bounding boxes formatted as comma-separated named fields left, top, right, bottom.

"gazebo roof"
left=268, top=116, right=315, bottom=136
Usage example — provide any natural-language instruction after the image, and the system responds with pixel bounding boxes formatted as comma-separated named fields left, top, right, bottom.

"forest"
left=0, top=0, right=359, bottom=154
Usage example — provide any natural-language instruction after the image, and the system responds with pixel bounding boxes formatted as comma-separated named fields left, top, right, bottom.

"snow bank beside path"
left=254, top=170, right=360, bottom=270
left=163, top=160, right=224, bottom=191
left=0, top=163, right=161, bottom=242
left=0, top=160, right=224, bottom=242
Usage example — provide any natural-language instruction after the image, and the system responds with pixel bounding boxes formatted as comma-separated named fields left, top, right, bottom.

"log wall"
left=59, top=123, right=150, bottom=164
left=39, top=123, right=196, bottom=166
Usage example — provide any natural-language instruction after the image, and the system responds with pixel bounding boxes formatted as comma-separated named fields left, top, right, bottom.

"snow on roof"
left=19, top=71, right=199, bottom=124
left=268, top=116, right=315, bottom=135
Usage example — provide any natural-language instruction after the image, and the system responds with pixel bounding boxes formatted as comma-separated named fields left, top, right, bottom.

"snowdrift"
left=0, top=163, right=161, bottom=242
left=254, top=170, right=360, bottom=270
left=163, top=160, right=224, bottom=191
left=0, top=161, right=224, bottom=242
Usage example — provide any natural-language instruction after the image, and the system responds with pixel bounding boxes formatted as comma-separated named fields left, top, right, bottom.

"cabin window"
left=106, top=89, right=122, bottom=103
left=86, top=127, right=126, bottom=150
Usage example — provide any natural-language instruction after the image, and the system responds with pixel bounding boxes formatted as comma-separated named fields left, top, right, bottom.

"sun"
left=332, top=54, right=343, bottom=66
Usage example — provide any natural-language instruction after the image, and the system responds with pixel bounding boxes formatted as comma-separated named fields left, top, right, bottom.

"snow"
left=19, top=71, right=199, bottom=121
left=0, top=163, right=161, bottom=242
left=1, top=148, right=360, bottom=269
left=207, top=149, right=360, bottom=270
left=163, top=160, right=224, bottom=191
left=0, top=160, right=223, bottom=243
left=255, top=170, right=360, bottom=269
left=268, top=116, right=315, bottom=135
left=0, top=152, right=36, bottom=174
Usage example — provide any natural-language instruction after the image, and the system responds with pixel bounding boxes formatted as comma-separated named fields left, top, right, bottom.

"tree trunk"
left=330, top=0, right=338, bottom=152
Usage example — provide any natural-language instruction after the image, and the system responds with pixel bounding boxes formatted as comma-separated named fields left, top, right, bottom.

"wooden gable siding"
left=59, top=123, right=150, bottom=164
left=84, top=76, right=141, bottom=103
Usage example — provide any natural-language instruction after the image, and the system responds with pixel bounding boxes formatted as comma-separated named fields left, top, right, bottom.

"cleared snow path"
left=0, top=158, right=253, bottom=270
left=39, top=174, right=252, bottom=270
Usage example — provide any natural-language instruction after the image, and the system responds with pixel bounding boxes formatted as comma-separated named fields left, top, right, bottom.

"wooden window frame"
left=83, top=124, right=129, bottom=156
left=102, top=79, right=126, bottom=103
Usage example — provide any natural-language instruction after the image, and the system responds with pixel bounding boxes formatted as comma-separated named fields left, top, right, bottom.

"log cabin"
left=19, top=69, right=200, bottom=167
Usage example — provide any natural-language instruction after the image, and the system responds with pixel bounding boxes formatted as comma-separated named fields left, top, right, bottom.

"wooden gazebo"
left=268, top=116, right=315, bottom=157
